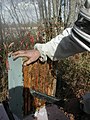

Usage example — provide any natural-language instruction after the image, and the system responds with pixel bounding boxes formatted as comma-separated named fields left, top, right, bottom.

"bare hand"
left=12, top=50, right=41, bottom=66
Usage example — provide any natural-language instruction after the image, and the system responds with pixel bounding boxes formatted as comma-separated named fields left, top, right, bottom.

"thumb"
left=24, top=59, right=32, bottom=66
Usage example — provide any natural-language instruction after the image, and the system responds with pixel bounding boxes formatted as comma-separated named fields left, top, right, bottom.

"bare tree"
left=44, top=0, right=48, bottom=19
left=10, top=0, right=21, bottom=29
left=65, top=0, right=84, bottom=28
left=48, top=0, right=51, bottom=20
left=1, top=0, right=85, bottom=40
left=37, top=0, right=44, bottom=21
left=56, top=0, right=60, bottom=17
left=0, top=1, right=3, bottom=45
left=52, top=0, right=57, bottom=17
left=31, top=0, right=39, bottom=21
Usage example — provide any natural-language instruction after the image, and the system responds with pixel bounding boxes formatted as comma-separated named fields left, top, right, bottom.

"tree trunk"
left=52, top=0, right=57, bottom=17
left=0, top=2, right=3, bottom=45
left=66, top=0, right=76, bottom=28
left=32, top=0, right=39, bottom=21
left=44, top=0, right=48, bottom=19
left=37, top=0, right=44, bottom=21
left=48, top=0, right=51, bottom=20
left=56, top=0, right=60, bottom=17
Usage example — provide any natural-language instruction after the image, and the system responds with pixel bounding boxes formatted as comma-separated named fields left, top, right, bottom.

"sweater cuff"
left=34, top=43, right=47, bottom=62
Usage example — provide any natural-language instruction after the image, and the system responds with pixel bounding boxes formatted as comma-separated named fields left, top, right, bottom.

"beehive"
left=8, top=56, right=57, bottom=119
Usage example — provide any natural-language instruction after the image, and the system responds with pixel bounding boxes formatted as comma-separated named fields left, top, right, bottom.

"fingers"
left=13, top=54, right=26, bottom=59
left=24, top=58, right=34, bottom=66
left=11, top=50, right=40, bottom=65
left=8, top=51, right=13, bottom=57
left=12, top=50, right=25, bottom=56
left=12, top=50, right=27, bottom=59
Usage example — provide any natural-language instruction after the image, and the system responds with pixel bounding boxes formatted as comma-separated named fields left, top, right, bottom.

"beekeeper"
left=13, top=0, right=90, bottom=66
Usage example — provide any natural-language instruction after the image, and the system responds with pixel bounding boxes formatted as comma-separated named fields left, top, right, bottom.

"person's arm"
left=34, top=28, right=86, bottom=62
left=12, top=28, right=86, bottom=65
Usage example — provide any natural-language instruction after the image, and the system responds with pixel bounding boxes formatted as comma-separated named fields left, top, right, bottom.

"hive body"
left=8, top=56, right=56, bottom=119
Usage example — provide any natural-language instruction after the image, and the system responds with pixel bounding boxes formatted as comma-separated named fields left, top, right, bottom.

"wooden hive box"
left=8, top=56, right=57, bottom=119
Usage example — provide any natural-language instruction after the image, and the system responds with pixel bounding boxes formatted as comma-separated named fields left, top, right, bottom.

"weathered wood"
left=8, top=56, right=57, bottom=118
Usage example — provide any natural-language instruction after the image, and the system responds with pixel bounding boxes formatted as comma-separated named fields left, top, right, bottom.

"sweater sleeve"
left=34, top=28, right=86, bottom=62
